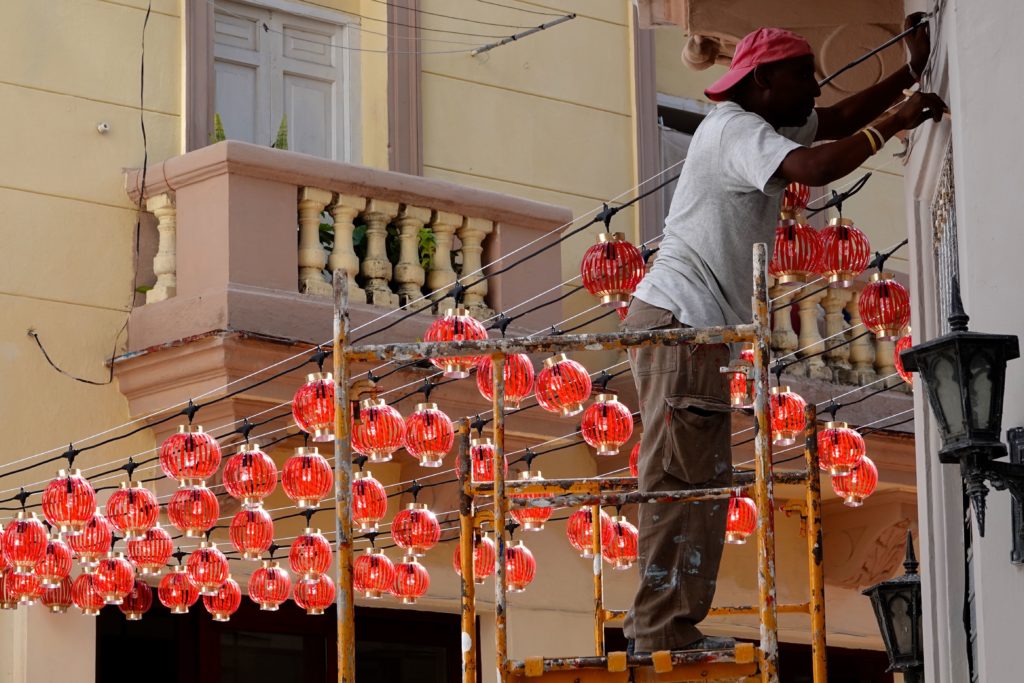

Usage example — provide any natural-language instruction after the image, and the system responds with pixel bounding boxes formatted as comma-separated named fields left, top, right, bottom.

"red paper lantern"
left=0, top=530, right=5, bottom=573
left=3, top=512, right=49, bottom=574
left=72, top=573, right=104, bottom=615
left=229, top=508, right=274, bottom=561
left=249, top=560, right=291, bottom=611
left=391, top=555, right=429, bottom=604
left=602, top=516, right=639, bottom=570
left=292, top=372, right=335, bottom=442
left=452, top=533, right=496, bottom=584
left=185, top=541, right=230, bottom=595
left=895, top=332, right=914, bottom=386
left=354, top=548, right=395, bottom=599
left=69, top=511, right=112, bottom=569
left=159, top=565, right=199, bottom=614
left=9, top=571, right=43, bottom=605
left=832, top=456, right=878, bottom=507
left=203, top=575, right=241, bottom=622
left=729, top=371, right=751, bottom=408
left=282, top=447, right=334, bottom=508
left=629, top=442, right=640, bottom=478
left=223, top=444, right=278, bottom=509
left=404, top=403, right=455, bottom=468
left=859, top=272, right=911, bottom=340
left=770, top=386, right=807, bottom=446
left=566, top=508, right=613, bottom=559
left=119, top=579, right=153, bottom=620
left=535, top=354, right=591, bottom=417
left=34, top=537, right=73, bottom=588
left=509, top=470, right=554, bottom=531
left=424, top=306, right=488, bottom=379
left=817, top=422, right=866, bottom=476
left=782, top=182, right=810, bottom=212
left=289, top=528, right=332, bottom=583
left=127, top=523, right=173, bottom=575
left=455, top=437, right=508, bottom=483
left=0, top=568, right=16, bottom=610
left=819, top=217, right=871, bottom=288
left=476, top=353, right=535, bottom=410
left=294, top=573, right=335, bottom=615
left=106, top=482, right=159, bottom=539
left=506, top=541, right=536, bottom=593
left=352, top=471, right=387, bottom=533
left=725, top=494, right=758, bottom=544
left=95, top=552, right=136, bottom=604
left=392, top=503, right=441, bottom=556
left=740, top=344, right=755, bottom=365
left=581, top=231, right=646, bottom=308
left=159, top=425, right=222, bottom=483
left=41, top=468, right=96, bottom=535
left=41, top=576, right=73, bottom=613
left=770, top=217, right=822, bottom=285
left=167, top=484, right=219, bottom=538
left=352, top=399, right=405, bottom=464
left=581, top=394, right=633, bottom=456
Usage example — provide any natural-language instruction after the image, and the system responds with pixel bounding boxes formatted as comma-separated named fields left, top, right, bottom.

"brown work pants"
left=621, top=298, right=732, bottom=652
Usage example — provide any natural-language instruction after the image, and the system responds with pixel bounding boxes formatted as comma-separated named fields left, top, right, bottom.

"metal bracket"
left=1007, top=427, right=1024, bottom=564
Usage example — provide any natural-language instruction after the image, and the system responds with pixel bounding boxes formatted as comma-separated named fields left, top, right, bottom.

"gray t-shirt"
left=634, top=101, right=818, bottom=327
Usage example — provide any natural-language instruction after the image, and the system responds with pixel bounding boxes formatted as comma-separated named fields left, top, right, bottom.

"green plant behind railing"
left=210, top=113, right=288, bottom=148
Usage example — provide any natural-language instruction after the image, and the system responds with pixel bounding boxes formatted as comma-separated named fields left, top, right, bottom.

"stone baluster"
left=796, top=289, right=831, bottom=381
left=427, top=211, right=462, bottom=308
left=821, top=288, right=853, bottom=380
left=457, top=217, right=495, bottom=319
left=298, top=187, right=334, bottom=297
left=360, top=199, right=400, bottom=308
left=145, top=193, right=177, bottom=304
left=393, top=205, right=432, bottom=306
left=874, top=336, right=897, bottom=384
left=844, top=287, right=876, bottom=385
left=328, top=194, right=367, bottom=305
left=770, top=285, right=799, bottom=361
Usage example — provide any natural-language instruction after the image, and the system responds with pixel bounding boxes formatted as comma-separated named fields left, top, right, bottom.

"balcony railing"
left=123, top=141, right=571, bottom=352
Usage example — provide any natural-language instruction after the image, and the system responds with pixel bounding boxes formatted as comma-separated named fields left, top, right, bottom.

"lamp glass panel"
left=968, top=350, right=995, bottom=431
left=931, top=355, right=966, bottom=439
left=888, top=593, right=915, bottom=657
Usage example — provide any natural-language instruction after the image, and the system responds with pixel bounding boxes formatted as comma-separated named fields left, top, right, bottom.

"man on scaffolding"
left=622, top=14, right=945, bottom=654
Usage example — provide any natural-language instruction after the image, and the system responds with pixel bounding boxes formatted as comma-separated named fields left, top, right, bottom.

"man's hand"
left=895, top=91, right=948, bottom=129
left=904, top=12, right=931, bottom=76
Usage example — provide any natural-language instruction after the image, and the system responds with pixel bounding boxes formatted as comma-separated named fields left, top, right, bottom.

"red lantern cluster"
left=293, top=372, right=335, bottom=442
left=456, top=437, right=507, bottom=483
left=282, top=447, right=334, bottom=509
left=2, top=512, right=48, bottom=575
left=127, top=523, right=173, bottom=575
left=832, top=455, right=878, bottom=507
left=535, top=355, right=591, bottom=417
left=223, top=444, right=278, bottom=509
left=725, top=494, right=758, bottom=544
left=289, top=528, right=332, bottom=582
left=581, top=394, right=633, bottom=456
left=352, top=399, right=405, bottom=464
left=69, top=512, right=112, bottom=568
left=352, top=471, right=388, bottom=533
left=106, top=482, right=159, bottom=539
left=167, top=484, right=219, bottom=538
left=294, top=573, right=335, bottom=615
left=160, top=426, right=222, bottom=484
left=354, top=548, right=395, bottom=599
left=41, top=576, right=73, bottom=613
left=894, top=332, right=914, bottom=386
left=506, top=541, right=536, bottom=593
left=770, top=216, right=822, bottom=285
left=819, top=217, right=871, bottom=288
left=41, top=469, right=96, bottom=535
left=509, top=470, right=554, bottom=532
left=95, top=552, right=135, bottom=604
left=249, top=560, right=292, bottom=611
left=769, top=386, right=807, bottom=446
left=9, top=571, right=42, bottom=605
left=424, top=307, right=488, bottom=379
left=229, top=508, right=274, bottom=561
left=35, top=537, right=73, bottom=588
left=566, top=507, right=613, bottom=559
left=159, top=565, right=199, bottom=614
left=602, top=516, right=638, bottom=570
left=817, top=422, right=866, bottom=476
left=477, top=354, right=535, bottom=410
left=204, top=576, right=241, bottom=622
left=404, top=403, right=454, bottom=468
left=185, top=541, right=230, bottom=595
left=452, top=533, right=496, bottom=584
left=392, top=504, right=441, bottom=556
left=392, top=556, right=429, bottom=604
left=120, top=579, right=153, bottom=620
left=72, top=573, right=104, bottom=615
left=580, top=232, right=645, bottom=308
left=859, top=272, right=911, bottom=340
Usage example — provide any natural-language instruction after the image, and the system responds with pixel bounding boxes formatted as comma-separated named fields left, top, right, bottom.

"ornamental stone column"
left=298, top=187, right=334, bottom=297
left=844, top=287, right=877, bottom=385
left=360, top=199, right=400, bottom=308
left=769, top=284, right=798, bottom=360
left=393, top=205, right=431, bottom=307
left=796, top=289, right=831, bottom=381
left=821, top=287, right=853, bottom=379
left=328, top=194, right=367, bottom=305
left=457, top=216, right=495, bottom=319
left=426, top=211, right=461, bottom=308
left=145, top=193, right=177, bottom=304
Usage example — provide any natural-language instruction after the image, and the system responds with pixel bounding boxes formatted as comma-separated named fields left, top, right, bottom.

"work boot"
left=683, top=636, right=736, bottom=651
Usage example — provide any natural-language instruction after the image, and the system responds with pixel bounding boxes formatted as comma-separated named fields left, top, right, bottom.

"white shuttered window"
left=213, top=1, right=358, bottom=161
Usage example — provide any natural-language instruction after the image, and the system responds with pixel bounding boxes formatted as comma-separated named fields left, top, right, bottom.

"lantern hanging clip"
left=123, top=457, right=139, bottom=482
left=471, top=414, right=487, bottom=437
left=310, top=345, right=328, bottom=372
left=62, top=443, right=79, bottom=469
left=182, top=399, right=199, bottom=425
left=489, top=312, right=512, bottom=338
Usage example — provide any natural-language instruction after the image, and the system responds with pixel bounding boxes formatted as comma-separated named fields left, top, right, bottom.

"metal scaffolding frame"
left=332, top=244, right=828, bottom=683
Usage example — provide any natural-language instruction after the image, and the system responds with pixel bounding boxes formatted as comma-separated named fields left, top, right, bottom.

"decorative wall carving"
left=822, top=489, right=917, bottom=589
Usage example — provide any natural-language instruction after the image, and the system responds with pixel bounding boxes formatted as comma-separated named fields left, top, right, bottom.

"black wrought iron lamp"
left=899, top=277, right=1021, bottom=535
left=863, top=532, right=924, bottom=683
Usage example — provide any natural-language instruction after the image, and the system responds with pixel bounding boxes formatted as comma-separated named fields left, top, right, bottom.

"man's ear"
left=751, top=64, right=772, bottom=90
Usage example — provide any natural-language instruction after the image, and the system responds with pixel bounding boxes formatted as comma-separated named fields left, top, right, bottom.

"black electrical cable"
left=772, top=330, right=873, bottom=373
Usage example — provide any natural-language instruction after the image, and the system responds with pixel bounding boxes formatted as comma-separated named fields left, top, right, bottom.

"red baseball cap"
left=704, top=28, right=813, bottom=102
